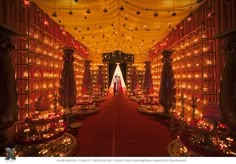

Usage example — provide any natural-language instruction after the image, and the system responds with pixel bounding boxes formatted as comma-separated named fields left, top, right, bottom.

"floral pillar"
left=82, top=60, right=92, bottom=95
left=58, top=47, right=76, bottom=110
left=0, top=26, right=17, bottom=145
left=159, top=50, right=176, bottom=114
left=143, top=61, right=153, bottom=95
left=96, top=65, right=104, bottom=95
left=216, top=29, right=236, bottom=132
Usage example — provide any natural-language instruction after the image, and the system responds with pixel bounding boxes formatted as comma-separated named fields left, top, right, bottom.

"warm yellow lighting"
left=49, top=83, right=53, bottom=88
left=202, top=47, right=208, bottom=52
left=23, top=72, right=29, bottom=78
left=203, top=73, right=208, bottom=78
left=193, top=50, right=199, bottom=54
left=194, top=73, right=200, bottom=78
left=34, top=84, right=39, bottom=90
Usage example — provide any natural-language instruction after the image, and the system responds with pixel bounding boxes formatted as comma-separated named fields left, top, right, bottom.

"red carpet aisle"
left=75, top=93, right=172, bottom=156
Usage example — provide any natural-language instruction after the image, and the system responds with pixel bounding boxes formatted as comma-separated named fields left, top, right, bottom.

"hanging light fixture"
left=68, top=10, right=73, bottom=15
left=154, top=11, right=159, bottom=17
left=86, top=8, right=91, bottom=14
left=103, top=7, right=108, bottom=13
left=68, top=0, right=73, bottom=15
left=52, top=0, right=57, bottom=17
left=125, top=15, right=128, bottom=20
left=119, top=5, right=124, bottom=11
left=172, top=0, right=176, bottom=16
left=103, top=0, right=108, bottom=13
left=136, top=0, right=141, bottom=15
left=52, top=11, right=57, bottom=17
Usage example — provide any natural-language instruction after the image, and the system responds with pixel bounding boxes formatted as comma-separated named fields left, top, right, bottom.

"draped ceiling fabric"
left=30, top=0, right=205, bottom=63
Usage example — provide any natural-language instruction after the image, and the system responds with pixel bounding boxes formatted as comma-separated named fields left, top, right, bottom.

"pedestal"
left=159, top=50, right=176, bottom=114
left=215, top=29, right=236, bottom=132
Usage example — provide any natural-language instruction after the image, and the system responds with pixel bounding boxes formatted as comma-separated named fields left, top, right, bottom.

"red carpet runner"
left=75, top=93, right=172, bottom=157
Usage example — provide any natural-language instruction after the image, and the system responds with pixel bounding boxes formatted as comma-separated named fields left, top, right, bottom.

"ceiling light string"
left=172, top=0, right=178, bottom=30
left=77, top=12, right=82, bottom=34
left=168, top=12, right=172, bottom=29
left=74, top=16, right=78, bottom=31
left=172, top=0, right=176, bottom=16
left=68, top=0, right=73, bottom=15
left=62, top=13, right=65, bottom=29
left=136, top=0, right=141, bottom=15
left=119, top=0, right=124, bottom=11
left=187, top=0, right=193, bottom=22
left=167, top=0, right=174, bottom=29
left=124, top=0, right=200, bottom=14
left=112, top=0, right=118, bottom=52
left=154, top=6, right=159, bottom=17
left=144, top=9, right=149, bottom=31
left=57, top=8, right=62, bottom=24
left=52, top=0, right=57, bottom=17
left=86, top=1, right=91, bottom=14
left=103, top=0, right=108, bottom=13
left=116, top=0, right=120, bottom=52
left=156, top=12, right=160, bottom=31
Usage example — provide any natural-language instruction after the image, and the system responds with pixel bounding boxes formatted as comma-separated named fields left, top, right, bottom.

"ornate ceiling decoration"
left=29, top=0, right=205, bottom=63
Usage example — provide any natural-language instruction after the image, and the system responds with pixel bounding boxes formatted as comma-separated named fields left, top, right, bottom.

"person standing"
left=117, top=76, right=123, bottom=94
left=113, top=75, right=118, bottom=95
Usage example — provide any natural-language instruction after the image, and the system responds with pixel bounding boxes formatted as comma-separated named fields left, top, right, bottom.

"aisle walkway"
left=75, top=93, right=172, bottom=157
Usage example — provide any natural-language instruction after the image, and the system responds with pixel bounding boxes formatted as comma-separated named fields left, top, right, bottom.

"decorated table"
left=137, top=95, right=165, bottom=115
left=14, top=110, right=66, bottom=145
left=72, top=104, right=99, bottom=116
left=13, top=107, right=78, bottom=156
left=14, top=133, right=77, bottom=157
left=168, top=119, right=236, bottom=156
left=69, top=95, right=99, bottom=116
left=137, top=104, right=164, bottom=115
left=129, top=89, right=145, bottom=103
left=168, top=139, right=199, bottom=156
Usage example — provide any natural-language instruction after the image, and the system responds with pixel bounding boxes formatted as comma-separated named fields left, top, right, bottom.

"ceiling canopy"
left=29, top=0, right=205, bottom=63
